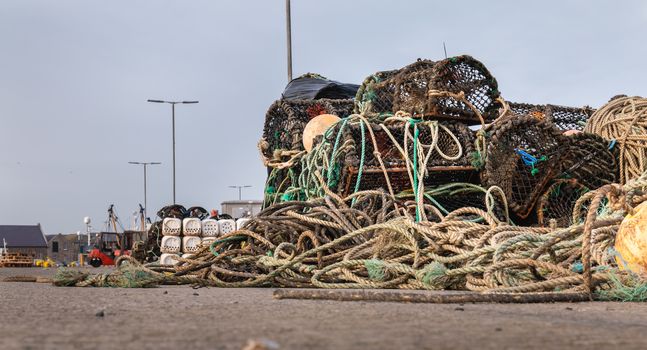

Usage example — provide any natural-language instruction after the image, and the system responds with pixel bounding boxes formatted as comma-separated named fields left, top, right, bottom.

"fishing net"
left=508, top=102, right=595, bottom=131
left=355, top=56, right=501, bottom=123
left=536, top=179, right=589, bottom=228
left=482, top=114, right=565, bottom=218
left=261, top=98, right=355, bottom=160
left=557, top=132, right=619, bottom=190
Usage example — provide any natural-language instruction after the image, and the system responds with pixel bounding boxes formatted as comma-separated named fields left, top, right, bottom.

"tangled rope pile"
left=55, top=172, right=647, bottom=301
left=585, top=95, right=647, bottom=184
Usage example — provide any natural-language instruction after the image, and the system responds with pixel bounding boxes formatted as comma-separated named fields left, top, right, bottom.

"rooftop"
left=0, top=225, right=48, bottom=248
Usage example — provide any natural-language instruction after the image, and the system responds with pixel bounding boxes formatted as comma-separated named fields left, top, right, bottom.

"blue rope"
left=515, top=148, right=546, bottom=176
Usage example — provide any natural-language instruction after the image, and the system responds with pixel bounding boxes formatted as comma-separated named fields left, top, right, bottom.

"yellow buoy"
left=615, top=201, right=647, bottom=275
left=302, top=114, right=340, bottom=153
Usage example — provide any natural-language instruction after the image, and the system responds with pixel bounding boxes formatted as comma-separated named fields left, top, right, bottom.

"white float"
left=201, top=219, right=220, bottom=237
left=159, top=253, right=180, bottom=265
left=162, top=217, right=182, bottom=236
left=236, top=218, right=251, bottom=230
left=182, top=236, right=202, bottom=254
left=160, top=235, right=181, bottom=254
left=218, top=219, right=236, bottom=234
left=182, top=217, right=202, bottom=236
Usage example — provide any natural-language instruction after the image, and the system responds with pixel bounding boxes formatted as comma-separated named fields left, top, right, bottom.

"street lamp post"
left=147, top=99, right=199, bottom=204
left=128, top=161, right=161, bottom=222
left=229, top=185, right=252, bottom=201
left=285, top=0, right=293, bottom=82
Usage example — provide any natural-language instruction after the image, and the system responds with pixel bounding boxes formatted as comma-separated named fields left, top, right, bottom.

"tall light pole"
left=229, top=185, right=252, bottom=201
left=128, top=161, right=161, bottom=222
left=286, top=0, right=293, bottom=82
left=147, top=99, right=198, bottom=204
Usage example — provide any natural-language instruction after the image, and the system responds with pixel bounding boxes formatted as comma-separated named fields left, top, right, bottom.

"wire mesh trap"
left=536, top=179, right=589, bottom=228
left=261, top=98, right=355, bottom=159
left=508, top=102, right=595, bottom=131
left=354, top=56, right=501, bottom=123
left=353, top=69, right=399, bottom=115
left=482, top=114, right=565, bottom=218
left=556, top=132, right=619, bottom=190
left=316, top=119, right=480, bottom=197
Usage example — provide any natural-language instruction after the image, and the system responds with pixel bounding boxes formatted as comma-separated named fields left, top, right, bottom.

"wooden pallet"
left=0, top=262, right=34, bottom=268
left=0, top=253, right=34, bottom=267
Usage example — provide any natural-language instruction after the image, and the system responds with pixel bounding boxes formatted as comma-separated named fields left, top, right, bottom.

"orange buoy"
left=302, top=114, right=340, bottom=153
left=615, top=201, right=647, bottom=275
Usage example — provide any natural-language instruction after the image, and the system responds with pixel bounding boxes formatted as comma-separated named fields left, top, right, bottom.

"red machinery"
left=88, top=231, right=132, bottom=267
left=88, top=205, right=143, bottom=267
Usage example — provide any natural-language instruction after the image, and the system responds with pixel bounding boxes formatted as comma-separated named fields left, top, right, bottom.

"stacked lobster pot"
left=482, top=102, right=618, bottom=226
left=259, top=74, right=358, bottom=207
left=296, top=55, right=505, bottom=220
left=258, top=54, right=618, bottom=227
left=354, top=56, right=502, bottom=122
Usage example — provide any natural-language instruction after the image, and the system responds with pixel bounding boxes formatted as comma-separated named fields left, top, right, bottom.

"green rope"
left=597, top=271, right=647, bottom=302
left=327, top=118, right=349, bottom=188
left=351, top=119, right=367, bottom=202
left=364, top=259, right=386, bottom=281
left=411, top=120, right=421, bottom=222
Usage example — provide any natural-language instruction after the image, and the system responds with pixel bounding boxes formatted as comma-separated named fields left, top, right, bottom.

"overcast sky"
left=1, top=0, right=646, bottom=234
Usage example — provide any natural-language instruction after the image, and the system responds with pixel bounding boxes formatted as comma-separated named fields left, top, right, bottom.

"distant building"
left=0, top=224, right=48, bottom=259
left=46, top=233, right=89, bottom=264
left=220, top=200, right=263, bottom=219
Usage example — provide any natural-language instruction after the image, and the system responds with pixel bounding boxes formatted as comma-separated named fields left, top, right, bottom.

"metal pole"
left=143, top=163, right=148, bottom=221
left=171, top=103, right=176, bottom=204
left=286, top=0, right=293, bottom=82
left=238, top=187, right=242, bottom=201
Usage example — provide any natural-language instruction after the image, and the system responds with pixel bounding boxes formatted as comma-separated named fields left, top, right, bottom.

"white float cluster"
left=159, top=216, right=242, bottom=264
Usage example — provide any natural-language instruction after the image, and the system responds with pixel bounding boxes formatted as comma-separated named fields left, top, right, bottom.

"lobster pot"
left=322, top=119, right=479, bottom=196
left=508, top=102, right=595, bottom=131
left=218, top=219, right=236, bottom=234
left=353, top=69, right=400, bottom=115
left=201, top=219, right=220, bottom=237
left=182, top=218, right=202, bottom=236
left=162, top=218, right=182, bottom=236
left=537, top=179, right=589, bottom=228
left=160, top=236, right=181, bottom=254
left=159, top=253, right=180, bottom=266
left=482, top=115, right=565, bottom=218
left=261, top=98, right=354, bottom=159
left=236, top=218, right=251, bottom=230
left=355, top=56, right=501, bottom=123
left=558, top=132, right=618, bottom=190
left=182, top=236, right=202, bottom=254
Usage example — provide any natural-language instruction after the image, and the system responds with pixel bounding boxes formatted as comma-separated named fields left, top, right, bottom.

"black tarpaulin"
left=282, top=74, right=359, bottom=101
